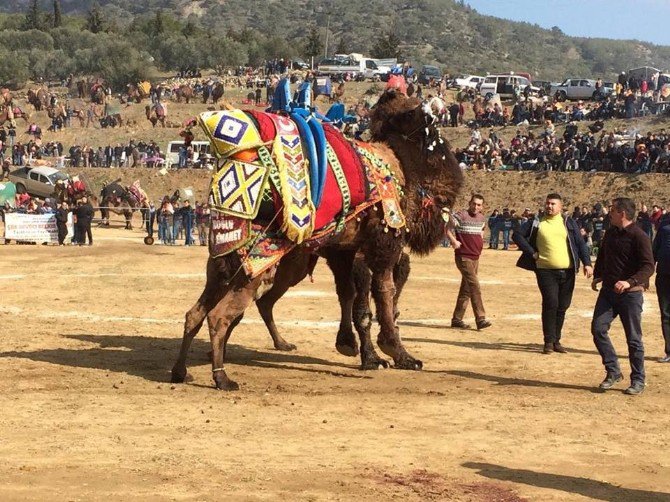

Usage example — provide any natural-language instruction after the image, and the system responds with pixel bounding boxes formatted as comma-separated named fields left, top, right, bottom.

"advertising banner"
left=4, top=212, right=74, bottom=244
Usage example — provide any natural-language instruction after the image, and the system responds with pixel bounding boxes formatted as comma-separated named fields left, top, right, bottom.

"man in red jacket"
left=446, top=194, right=492, bottom=330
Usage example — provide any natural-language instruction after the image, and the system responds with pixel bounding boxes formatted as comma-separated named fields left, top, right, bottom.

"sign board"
left=4, top=212, right=73, bottom=244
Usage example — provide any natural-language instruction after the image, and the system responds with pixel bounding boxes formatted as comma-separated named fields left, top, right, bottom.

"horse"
left=171, top=88, right=464, bottom=390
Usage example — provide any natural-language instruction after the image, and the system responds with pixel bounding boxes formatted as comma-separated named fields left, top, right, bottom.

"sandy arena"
left=1, top=224, right=669, bottom=501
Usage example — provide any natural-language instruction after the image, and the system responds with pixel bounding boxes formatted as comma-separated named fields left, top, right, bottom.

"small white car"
left=550, top=78, right=612, bottom=101
left=454, top=75, right=485, bottom=90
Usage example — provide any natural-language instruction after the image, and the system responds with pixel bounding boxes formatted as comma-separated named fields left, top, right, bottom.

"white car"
left=550, top=78, right=612, bottom=101
left=454, top=75, right=485, bottom=90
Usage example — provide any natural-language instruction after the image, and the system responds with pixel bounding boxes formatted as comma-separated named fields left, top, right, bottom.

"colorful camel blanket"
left=200, top=109, right=406, bottom=278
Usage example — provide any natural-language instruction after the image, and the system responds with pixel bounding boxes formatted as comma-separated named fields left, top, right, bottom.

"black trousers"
left=76, top=223, right=93, bottom=244
left=57, top=223, right=67, bottom=245
left=592, top=289, right=645, bottom=383
left=535, top=268, right=576, bottom=343
left=657, top=274, right=670, bottom=357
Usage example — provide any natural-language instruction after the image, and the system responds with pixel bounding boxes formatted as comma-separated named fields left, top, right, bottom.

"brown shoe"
left=553, top=342, right=567, bottom=353
left=542, top=343, right=554, bottom=354
left=476, top=318, right=492, bottom=330
left=451, top=319, right=471, bottom=329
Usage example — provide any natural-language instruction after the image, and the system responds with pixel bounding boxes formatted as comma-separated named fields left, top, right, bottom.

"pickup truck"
left=317, top=55, right=389, bottom=80
left=8, top=165, right=70, bottom=198
left=550, top=78, right=613, bottom=101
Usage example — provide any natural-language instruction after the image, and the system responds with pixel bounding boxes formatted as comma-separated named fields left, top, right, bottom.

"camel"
left=99, top=181, right=147, bottom=229
left=174, top=84, right=194, bottom=103
left=203, top=82, right=225, bottom=104
left=145, top=102, right=167, bottom=128
left=171, top=89, right=463, bottom=390
left=0, top=105, right=30, bottom=126
left=26, top=88, right=48, bottom=111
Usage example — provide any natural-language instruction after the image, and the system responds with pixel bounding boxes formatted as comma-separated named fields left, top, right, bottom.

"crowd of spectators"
left=454, top=126, right=670, bottom=173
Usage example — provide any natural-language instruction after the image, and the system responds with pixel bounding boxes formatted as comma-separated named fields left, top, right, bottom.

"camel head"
left=369, top=89, right=464, bottom=256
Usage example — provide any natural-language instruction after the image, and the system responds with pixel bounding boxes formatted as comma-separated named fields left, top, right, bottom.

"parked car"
left=550, top=78, right=612, bottom=101
left=8, top=165, right=69, bottom=198
left=418, top=65, right=443, bottom=85
left=454, top=75, right=485, bottom=90
left=479, top=74, right=539, bottom=99
left=292, top=58, right=310, bottom=70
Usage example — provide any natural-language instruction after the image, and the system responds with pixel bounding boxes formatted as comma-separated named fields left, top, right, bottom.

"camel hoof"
left=214, top=378, right=240, bottom=391
left=274, top=341, right=297, bottom=352
left=360, top=357, right=389, bottom=370
left=336, top=343, right=360, bottom=357
left=394, top=357, right=423, bottom=371
left=171, top=368, right=188, bottom=383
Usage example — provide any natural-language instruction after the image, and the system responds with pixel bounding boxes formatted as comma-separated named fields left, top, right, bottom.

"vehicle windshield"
left=561, top=79, right=571, bottom=86
left=48, top=171, right=69, bottom=184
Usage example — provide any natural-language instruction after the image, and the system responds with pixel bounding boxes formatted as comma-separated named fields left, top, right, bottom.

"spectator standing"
left=195, top=203, right=210, bottom=246
left=501, top=208, right=513, bottom=250
left=653, top=213, right=670, bottom=363
left=55, top=201, right=69, bottom=245
left=1, top=158, right=10, bottom=180
left=591, top=197, right=655, bottom=395
left=446, top=194, right=492, bottom=330
left=74, top=196, right=94, bottom=245
left=145, top=201, right=156, bottom=239
left=182, top=200, right=194, bottom=246
left=487, top=209, right=500, bottom=249
left=513, top=193, right=593, bottom=354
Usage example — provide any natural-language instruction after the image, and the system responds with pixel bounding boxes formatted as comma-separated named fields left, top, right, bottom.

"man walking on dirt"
left=513, top=193, right=593, bottom=354
left=591, top=197, right=655, bottom=395
left=446, top=194, right=492, bottom=330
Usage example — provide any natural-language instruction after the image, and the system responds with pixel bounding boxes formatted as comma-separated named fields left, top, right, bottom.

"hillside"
left=1, top=0, right=670, bottom=80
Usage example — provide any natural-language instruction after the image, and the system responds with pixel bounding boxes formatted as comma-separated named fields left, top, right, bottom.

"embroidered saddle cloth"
left=199, top=109, right=406, bottom=278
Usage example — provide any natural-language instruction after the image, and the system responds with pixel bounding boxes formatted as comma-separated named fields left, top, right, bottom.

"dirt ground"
left=1, top=223, right=669, bottom=501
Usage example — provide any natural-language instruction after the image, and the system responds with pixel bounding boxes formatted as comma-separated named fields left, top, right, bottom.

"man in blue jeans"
left=513, top=193, right=593, bottom=354
left=591, top=197, right=655, bottom=395
left=653, top=212, right=670, bottom=363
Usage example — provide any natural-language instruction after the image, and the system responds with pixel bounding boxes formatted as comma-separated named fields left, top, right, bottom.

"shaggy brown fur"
left=171, top=89, right=463, bottom=390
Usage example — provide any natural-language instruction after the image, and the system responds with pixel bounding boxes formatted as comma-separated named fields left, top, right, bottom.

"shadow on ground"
left=0, top=333, right=369, bottom=383
left=463, top=462, right=670, bottom=502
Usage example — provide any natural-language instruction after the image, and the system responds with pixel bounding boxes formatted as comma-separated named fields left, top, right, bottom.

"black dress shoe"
left=553, top=342, right=567, bottom=353
left=624, top=381, right=645, bottom=395
left=542, top=343, right=554, bottom=354
left=598, top=373, right=623, bottom=390
left=451, top=319, right=471, bottom=329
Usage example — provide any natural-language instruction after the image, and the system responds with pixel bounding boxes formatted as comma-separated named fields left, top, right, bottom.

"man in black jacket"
left=55, top=201, right=69, bottom=245
left=74, top=196, right=94, bottom=245
left=591, top=197, right=655, bottom=395
left=513, top=193, right=593, bottom=354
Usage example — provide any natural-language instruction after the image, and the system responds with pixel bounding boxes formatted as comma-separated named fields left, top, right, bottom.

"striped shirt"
left=453, top=210, right=485, bottom=259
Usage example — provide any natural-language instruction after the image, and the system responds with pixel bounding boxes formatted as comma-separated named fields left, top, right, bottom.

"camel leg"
left=171, top=281, right=230, bottom=383
left=368, top=251, right=422, bottom=371
left=208, top=277, right=263, bottom=390
left=125, top=211, right=133, bottom=230
left=392, top=252, right=411, bottom=328
left=352, top=257, right=388, bottom=370
left=256, top=286, right=297, bottom=351
left=324, top=249, right=359, bottom=357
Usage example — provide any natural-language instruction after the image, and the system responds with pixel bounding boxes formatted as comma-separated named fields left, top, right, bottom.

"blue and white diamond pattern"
left=214, top=116, right=248, bottom=145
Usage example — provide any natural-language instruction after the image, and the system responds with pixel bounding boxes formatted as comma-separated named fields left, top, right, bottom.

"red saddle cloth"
left=245, top=111, right=367, bottom=231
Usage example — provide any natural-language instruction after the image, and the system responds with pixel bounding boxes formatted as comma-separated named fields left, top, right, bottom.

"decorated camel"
left=145, top=101, right=167, bottom=127
left=171, top=84, right=463, bottom=390
left=99, top=180, right=148, bottom=229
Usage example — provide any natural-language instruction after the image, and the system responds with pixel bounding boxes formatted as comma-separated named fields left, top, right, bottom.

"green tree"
left=86, top=4, right=104, bottom=34
left=371, top=29, right=402, bottom=59
left=22, top=0, right=42, bottom=31
left=53, top=0, right=62, bottom=28
left=153, top=10, right=164, bottom=36
left=335, top=37, right=349, bottom=55
left=303, top=26, right=323, bottom=60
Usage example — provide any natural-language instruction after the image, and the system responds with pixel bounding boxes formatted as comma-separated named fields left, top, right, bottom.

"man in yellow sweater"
left=513, top=193, right=593, bottom=353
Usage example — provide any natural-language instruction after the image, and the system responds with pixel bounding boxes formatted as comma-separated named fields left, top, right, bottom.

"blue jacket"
left=512, top=214, right=592, bottom=272
left=653, top=214, right=670, bottom=276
